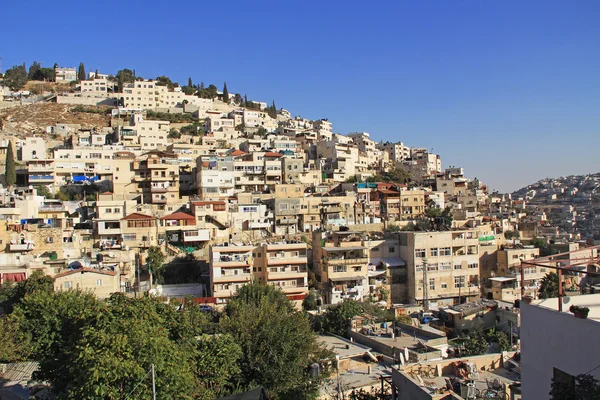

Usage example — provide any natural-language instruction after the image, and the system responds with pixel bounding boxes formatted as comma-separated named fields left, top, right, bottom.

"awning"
left=489, top=277, right=517, bottom=282
left=329, top=276, right=365, bottom=282
left=1, top=272, right=26, bottom=283
left=370, top=257, right=405, bottom=267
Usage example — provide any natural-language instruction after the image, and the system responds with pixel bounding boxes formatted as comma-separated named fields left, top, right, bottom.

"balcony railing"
left=9, top=243, right=34, bottom=251
left=29, top=175, right=54, bottom=181
left=326, top=257, right=368, bottom=266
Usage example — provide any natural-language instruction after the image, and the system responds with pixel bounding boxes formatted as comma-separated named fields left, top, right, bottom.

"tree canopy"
left=220, top=283, right=334, bottom=399
left=223, top=82, right=229, bottom=103
left=3, top=65, right=28, bottom=91
left=1, top=275, right=336, bottom=399
left=538, top=272, right=559, bottom=299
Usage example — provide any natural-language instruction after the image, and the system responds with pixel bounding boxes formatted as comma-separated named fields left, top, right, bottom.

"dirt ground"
left=0, top=103, right=111, bottom=136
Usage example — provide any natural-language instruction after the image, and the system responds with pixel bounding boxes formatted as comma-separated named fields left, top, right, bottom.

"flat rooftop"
left=533, top=293, right=600, bottom=322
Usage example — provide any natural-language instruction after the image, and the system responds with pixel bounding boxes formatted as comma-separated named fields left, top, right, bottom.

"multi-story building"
left=133, top=151, right=180, bottom=204
left=376, top=141, right=410, bottom=163
left=313, top=230, right=370, bottom=304
left=80, top=77, right=113, bottom=96
left=255, top=242, right=309, bottom=308
left=398, top=231, right=481, bottom=307
left=54, top=67, right=77, bottom=82
left=486, top=245, right=542, bottom=302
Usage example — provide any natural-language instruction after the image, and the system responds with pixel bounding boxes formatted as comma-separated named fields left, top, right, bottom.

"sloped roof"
left=160, top=211, right=196, bottom=220
left=264, top=152, right=283, bottom=157
left=230, top=150, right=247, bottom=156
left=121, top=213, right=155, bottom=220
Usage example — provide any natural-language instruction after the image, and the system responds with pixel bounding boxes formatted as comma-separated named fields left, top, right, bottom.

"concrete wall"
left=56, top=95, right=117, bottom=106
left=521, top=299, right=600, bottom=399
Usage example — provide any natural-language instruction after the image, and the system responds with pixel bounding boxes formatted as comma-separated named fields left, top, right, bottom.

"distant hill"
left=512, top=172, right=600, bottom=198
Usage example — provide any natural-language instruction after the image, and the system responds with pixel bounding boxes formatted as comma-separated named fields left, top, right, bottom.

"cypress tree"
left=78, top=63, right=86, bottom=81
left=244, top=94, right=248, bottom=107
left=188, top=77, right=193, bottom=87
left=270, top=100, right=277, bottom=118
left=223, top=82, right=229, bottom=103
left=5, top=141, right=16, bottom=188
left=95, top=69, right=99, bottom=79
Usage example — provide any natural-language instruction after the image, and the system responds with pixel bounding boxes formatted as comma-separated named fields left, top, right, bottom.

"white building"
left=520, top=293, right=600, bottom=399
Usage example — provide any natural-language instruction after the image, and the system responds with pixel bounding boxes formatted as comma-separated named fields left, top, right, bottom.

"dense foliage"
left=538, top=272, right=560, bottom=299
left=4, top=140, right=16, bottom=187
left=551, top=373, right=600, bottom=400
left=3, top=65, right=28, bottom=91
left=0, top=276, right=332, bottom=399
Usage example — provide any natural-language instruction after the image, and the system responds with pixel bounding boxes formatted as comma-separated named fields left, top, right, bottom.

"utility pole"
left=422, top=257, right=429, bottom=311
left=151, top=363, right=156, bottom=400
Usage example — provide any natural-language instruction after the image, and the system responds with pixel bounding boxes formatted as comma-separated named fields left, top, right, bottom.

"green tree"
left=4, top=141, right=16, bottom=188
left=194, top=334, right=243, bottom=399
left=223, top=81, right=230, bottom=103
left=146, top=246, right=166, bottom=286
left=188, top=77, right=193, bottom=87
left=538, top=272, right=560, bottom=299
left=462, top=328, right=489, bottom=356
left=156, top=75, right=177, bottom=88
left=115, top=68, right=134, bottom=92
left=206, top=84, right=218, bottom=99
left=302, top=289, right=318, bottom=311
left=532, top=237, right=547, bottom=249
left=220, top=283, right=334, bottom=399
left=551, top=373, right=600, bottom=400
left=257, top=126, right=267, bottom=136
left=269, top=100, right=277, bottom=119
left=168, top=128, right=181, bottom=139
left=95, top=69, right=99, bottom=79
left=77, top=62, right=86, bottom=81
left=234, top=93, right=243, bottom=105
left=321, top=299, right=364, bottom=337
left=3, top=65, right=28, bottom=91
left=28, top=61, right=41, bottom=80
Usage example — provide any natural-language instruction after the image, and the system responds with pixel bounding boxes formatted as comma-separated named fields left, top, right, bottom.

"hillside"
left=0, top=103, right=111, bottom=137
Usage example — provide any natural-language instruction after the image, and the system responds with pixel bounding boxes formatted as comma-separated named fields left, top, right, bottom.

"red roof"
left=264, top=152, right=283, bottom=158
left=192, top=201, right=226, bottom=206
left=121, top=213, right=155, bottom=220
left=160, top=211, right=196, bottom=220
left=54, top=267, right=117, bottom=279
left=230, top=150, right=247, bottom=156
left=377, top=189, right=400, bottom=195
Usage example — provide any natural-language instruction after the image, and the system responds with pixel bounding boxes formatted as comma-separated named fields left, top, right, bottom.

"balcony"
left=9, top=243, right=34, bottom=251
left=213, top=255, right=253, bottom=267
left=323, top=206, right=343, bottom=213
left=40, top=205, right=65, bottom=212
left=98, top=222, right=122, bottom=235
left=29, top=175, right=54, bottom=182
left=28, top=164, right=54, bottom=172
left=151, top=185, right=170, bottom=193
left=152, top=195, right=168, bottom=204
left=213, top=273, right=252, bottom=284
left=249, top=221, right=271, bottom=229
left=276, top=285, right=309, bottom=294
left=268, top=255, right=308, bottom=265
left=277, top=217, right=298, bottom=225
left=326, top=257, right=369, bottom=266
left=268, top=268, right=307, bottom=279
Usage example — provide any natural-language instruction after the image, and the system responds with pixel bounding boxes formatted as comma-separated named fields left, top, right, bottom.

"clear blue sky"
left=3, top=0, right=599, bottom=192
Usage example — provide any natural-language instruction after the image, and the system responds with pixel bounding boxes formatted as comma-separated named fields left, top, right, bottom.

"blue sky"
left=3, top=0, right=599, bottom=192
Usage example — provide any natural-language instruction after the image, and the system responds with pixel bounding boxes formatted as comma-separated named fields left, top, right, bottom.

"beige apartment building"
left=133, top=151, right=180, bottom=204
left=398, top=231, right=481, bottom=307
left=209, top=242, right=309, bottom=308
left=486, top=245, right=542, bottom=302
left=54, top=268, right=120, bottom=299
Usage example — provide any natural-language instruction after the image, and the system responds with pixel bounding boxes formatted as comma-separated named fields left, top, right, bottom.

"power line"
left=124, top=366, right=153, bottom=400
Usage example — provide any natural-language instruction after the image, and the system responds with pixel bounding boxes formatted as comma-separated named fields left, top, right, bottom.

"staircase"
left=165, top=243, right=185, bottom=257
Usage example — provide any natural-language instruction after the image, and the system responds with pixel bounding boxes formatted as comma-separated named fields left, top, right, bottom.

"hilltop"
left=0, top=103, right=111, bottom=137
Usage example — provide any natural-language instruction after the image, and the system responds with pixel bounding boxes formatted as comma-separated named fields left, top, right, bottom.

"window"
left=454, top=277, right=465, bottom=288
left=105, top=208, right=112, bottom=213
left=440, top=263, right=452, bottom=270
left=430, top=248, right=438, bottom=257
left=468, top=263, right=479, bottom=269
left=441, top=282, right=448, bottom=289
left=427, top=264, right=438, bottom=271
left=429, top=278, right=435, bottom=291
left=415, top=249, right=426, bottom=258
left=440, top=247, right=451, bottom=256
left=64, top=281, right=72, bottom=289
left=454, top=264, right=462, bottom=270
left=389, top=247, right=395, bottom=253
left=353, top=266, right=362, bottom=272
left=96, top=279, right=103, bottom=286
left=333, top=265, right=347, bottom=273
left=416, top=265, right=423, bottom=272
